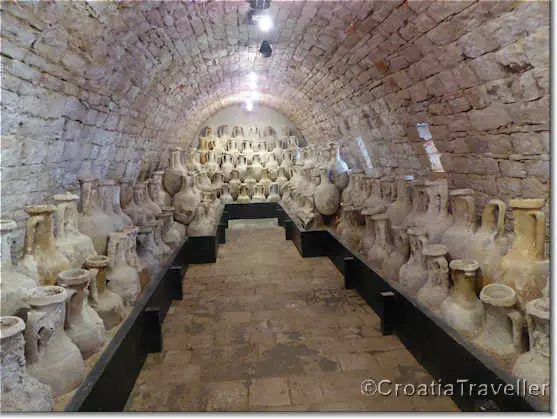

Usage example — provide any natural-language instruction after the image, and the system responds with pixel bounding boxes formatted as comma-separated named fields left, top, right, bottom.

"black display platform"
left=277, top=203, right=547, bottom=412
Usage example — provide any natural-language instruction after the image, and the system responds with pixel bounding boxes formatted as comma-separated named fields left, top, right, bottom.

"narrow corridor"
left=125, top=219, right=458, bottom=411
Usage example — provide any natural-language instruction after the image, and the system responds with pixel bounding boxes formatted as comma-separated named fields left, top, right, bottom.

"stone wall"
left=1, top=1, right=550, bottom=252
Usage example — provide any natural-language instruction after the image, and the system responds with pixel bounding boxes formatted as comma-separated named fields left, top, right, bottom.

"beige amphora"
left=77, top=177, right=114, bottom=254
left=18, top=205, right=71, bottom=286
left=1, top=219, right=36, bottom=317
left=512, top=296, right=550, bottom=391
left=499, top=199, right=548, bottom=311
left=163, top=150, right=187, bottom=197
left=1, top=316, right=53, bottom=412
left=383, top=226, right=410, bottom=282
left=85, top=255, right=125, bottom=331
left=441, top=188, right=476, bottom=259
left=399, top=227, right=428, bottom=295
left=25, top=286, right=85, bottom=397
left=56, top=269, right=106, bottom=359
left=473, top=284, right=524, bottom=357
left=107, top=232, right=140, bottom=308
left=471, top=199, right=509, bottom=291
left=440, top=259, right=484, bottom=338
left=54, top=192, right=97, bottom=268
left=417, top=244, right=450, bottom=309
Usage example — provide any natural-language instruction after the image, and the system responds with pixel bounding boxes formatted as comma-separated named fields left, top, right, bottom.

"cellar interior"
left=0, top=0, right=551, bottom=413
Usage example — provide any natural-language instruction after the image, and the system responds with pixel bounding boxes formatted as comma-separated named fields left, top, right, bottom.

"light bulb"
left=248, top=72, right=257, bottom=82
left=258, top=15, right=273, bottom=32
left=250, top=91, right=260, bottom=101
left=246, top=100, right=254, bottom=112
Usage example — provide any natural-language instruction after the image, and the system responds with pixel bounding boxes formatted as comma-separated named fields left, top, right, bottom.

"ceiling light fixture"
left=258, top=15, right=273, bottom=32
left=245, top=99, right=254, bottom=112
left=259, top=41, right=272, bottom=58
left=248, top=0, right=271, bottom=10
left=250, top=91, right=260, bottom=101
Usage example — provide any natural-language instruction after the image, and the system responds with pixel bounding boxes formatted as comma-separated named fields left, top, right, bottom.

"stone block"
left=468, top=104, right=512, bottom=131
left=497, top=177, right=522, bottom=196
left=498, top=160, right=526, bottom=178
left=525, top=160, right=550, bottom=183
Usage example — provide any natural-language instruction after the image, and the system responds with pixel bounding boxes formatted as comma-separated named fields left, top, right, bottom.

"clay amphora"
left=421, top=179, right=453, bottom=243
left=220, top=184, right=234, bottom=204
left=359, top=210, right=375, bottom=256
left=340, top=206, right=362, bottom=250
left=56, top=269, right=106, bottom=358
left=148, top=171, right=171, bottom=208
left=107, top=232, right=140, bottom=307
left=327, top=142, right=349, bottom=190
left=403, top=180, right=427, bottom=228
left=341, top=170, right=361, bottom=206
left=236, top=184, right=251, bottom=203
left=221, top=153, right=235, bottom=182
left=237, top=155, right=249, bottom=182
left=280, top=150, right=292, bottom=179
left=298, top=193, right=320, bottom=230
left=136, top=226, right=160, bottom=283
left=267, top=183, right=281, bottom=202
left=1, top=220, right=36, bottom=317
left=314, top=167, right=340, bottom=216
left=212, top=171, right=224, bottom=193
left=186, top=147, right=202, bottom=173
left=188, top=205, right=213, bottom=236
left=123, top=227, right=150, bottom=292
left=163, top=150, right=187, bottom=197
left=228, top=169, right=242, bottom=201
left=259, top=168, right=272, bottom=197
left=252, top=184, right=266, bottom=202
left=245, top=168, right=257, bottom=198
left=442, top=188, right=476, bottom=259
left=500, top=199, right=547, bottom=311
left=119, top=179, right=133, bottom=210
left=267, top=154, right=280, bottom=181
left=362, top=177, right=387, bottom=215
left=386, top=176, right=413, bottom=227
left=174, top=174, right=200, bottom=225
left=417, top=244, right=450, bottom=309
left=473, top=283, right=524, bottom=357
left=1, top=316, right=53, bottom=411
left=53, top=192, right=97, bottom=269
left=85, top=255, right=125, bottom=330
left=159, top=207, right=186, bottom=248
left=206, top=151, right=219, bottom=178
left=142, top=180, right=162, bottom=218
left=77, top=177, right=114, bottom=254
left=110, top=183, right=134, bottom=228
left=242, top=139, right=254, bottom=161
left=153, top=220, right=171, bottom=261
left=367, top=214, right=392, bottom=271
left=512, top=296, right=550, bottom=389
left=124, top=183, right=155, bottom=227
left=197, top=170, right=212, bottom=189
left=276, top=167, right=288, bottom=190
left=25, top=286, right=85, bottom=396
left=99, top=181, right=127, bottom=232
left=399, top=227, right=428, bottom=295
left=383, top=226, right=410, bottom=282
left=471, top=200, right=508, bottom=291
left=251, top=154, right=264, bottom=181
left=440, top=259, right=484, bottom=338
left=18, top=205, right=71, bottom=286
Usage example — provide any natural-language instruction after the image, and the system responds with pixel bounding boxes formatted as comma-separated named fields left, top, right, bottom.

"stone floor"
left=125, top=219, right=459, bottom=412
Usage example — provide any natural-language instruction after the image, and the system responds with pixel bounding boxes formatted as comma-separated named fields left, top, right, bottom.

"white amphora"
left=107, top=232, right=140, bottom=308
left=1, top=219, right=36, bottom=317
left=56, top=269, right=106, bottom=359
left=440, top=259, right=484, bottom=338
left=474, top=283, right=524, bottom=357
left=85, top=255, right=125, bottom=331
left=512, top=296, right=550, bottom=390
left=1, top=316, right=53, bottom=411
left=417, top=244, right=450, bottom=309
left=399, top=227, right=428, bottom=295
left=25, top=286, right=85, bottom=397
left=53, top=192, right=97, bottom=269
